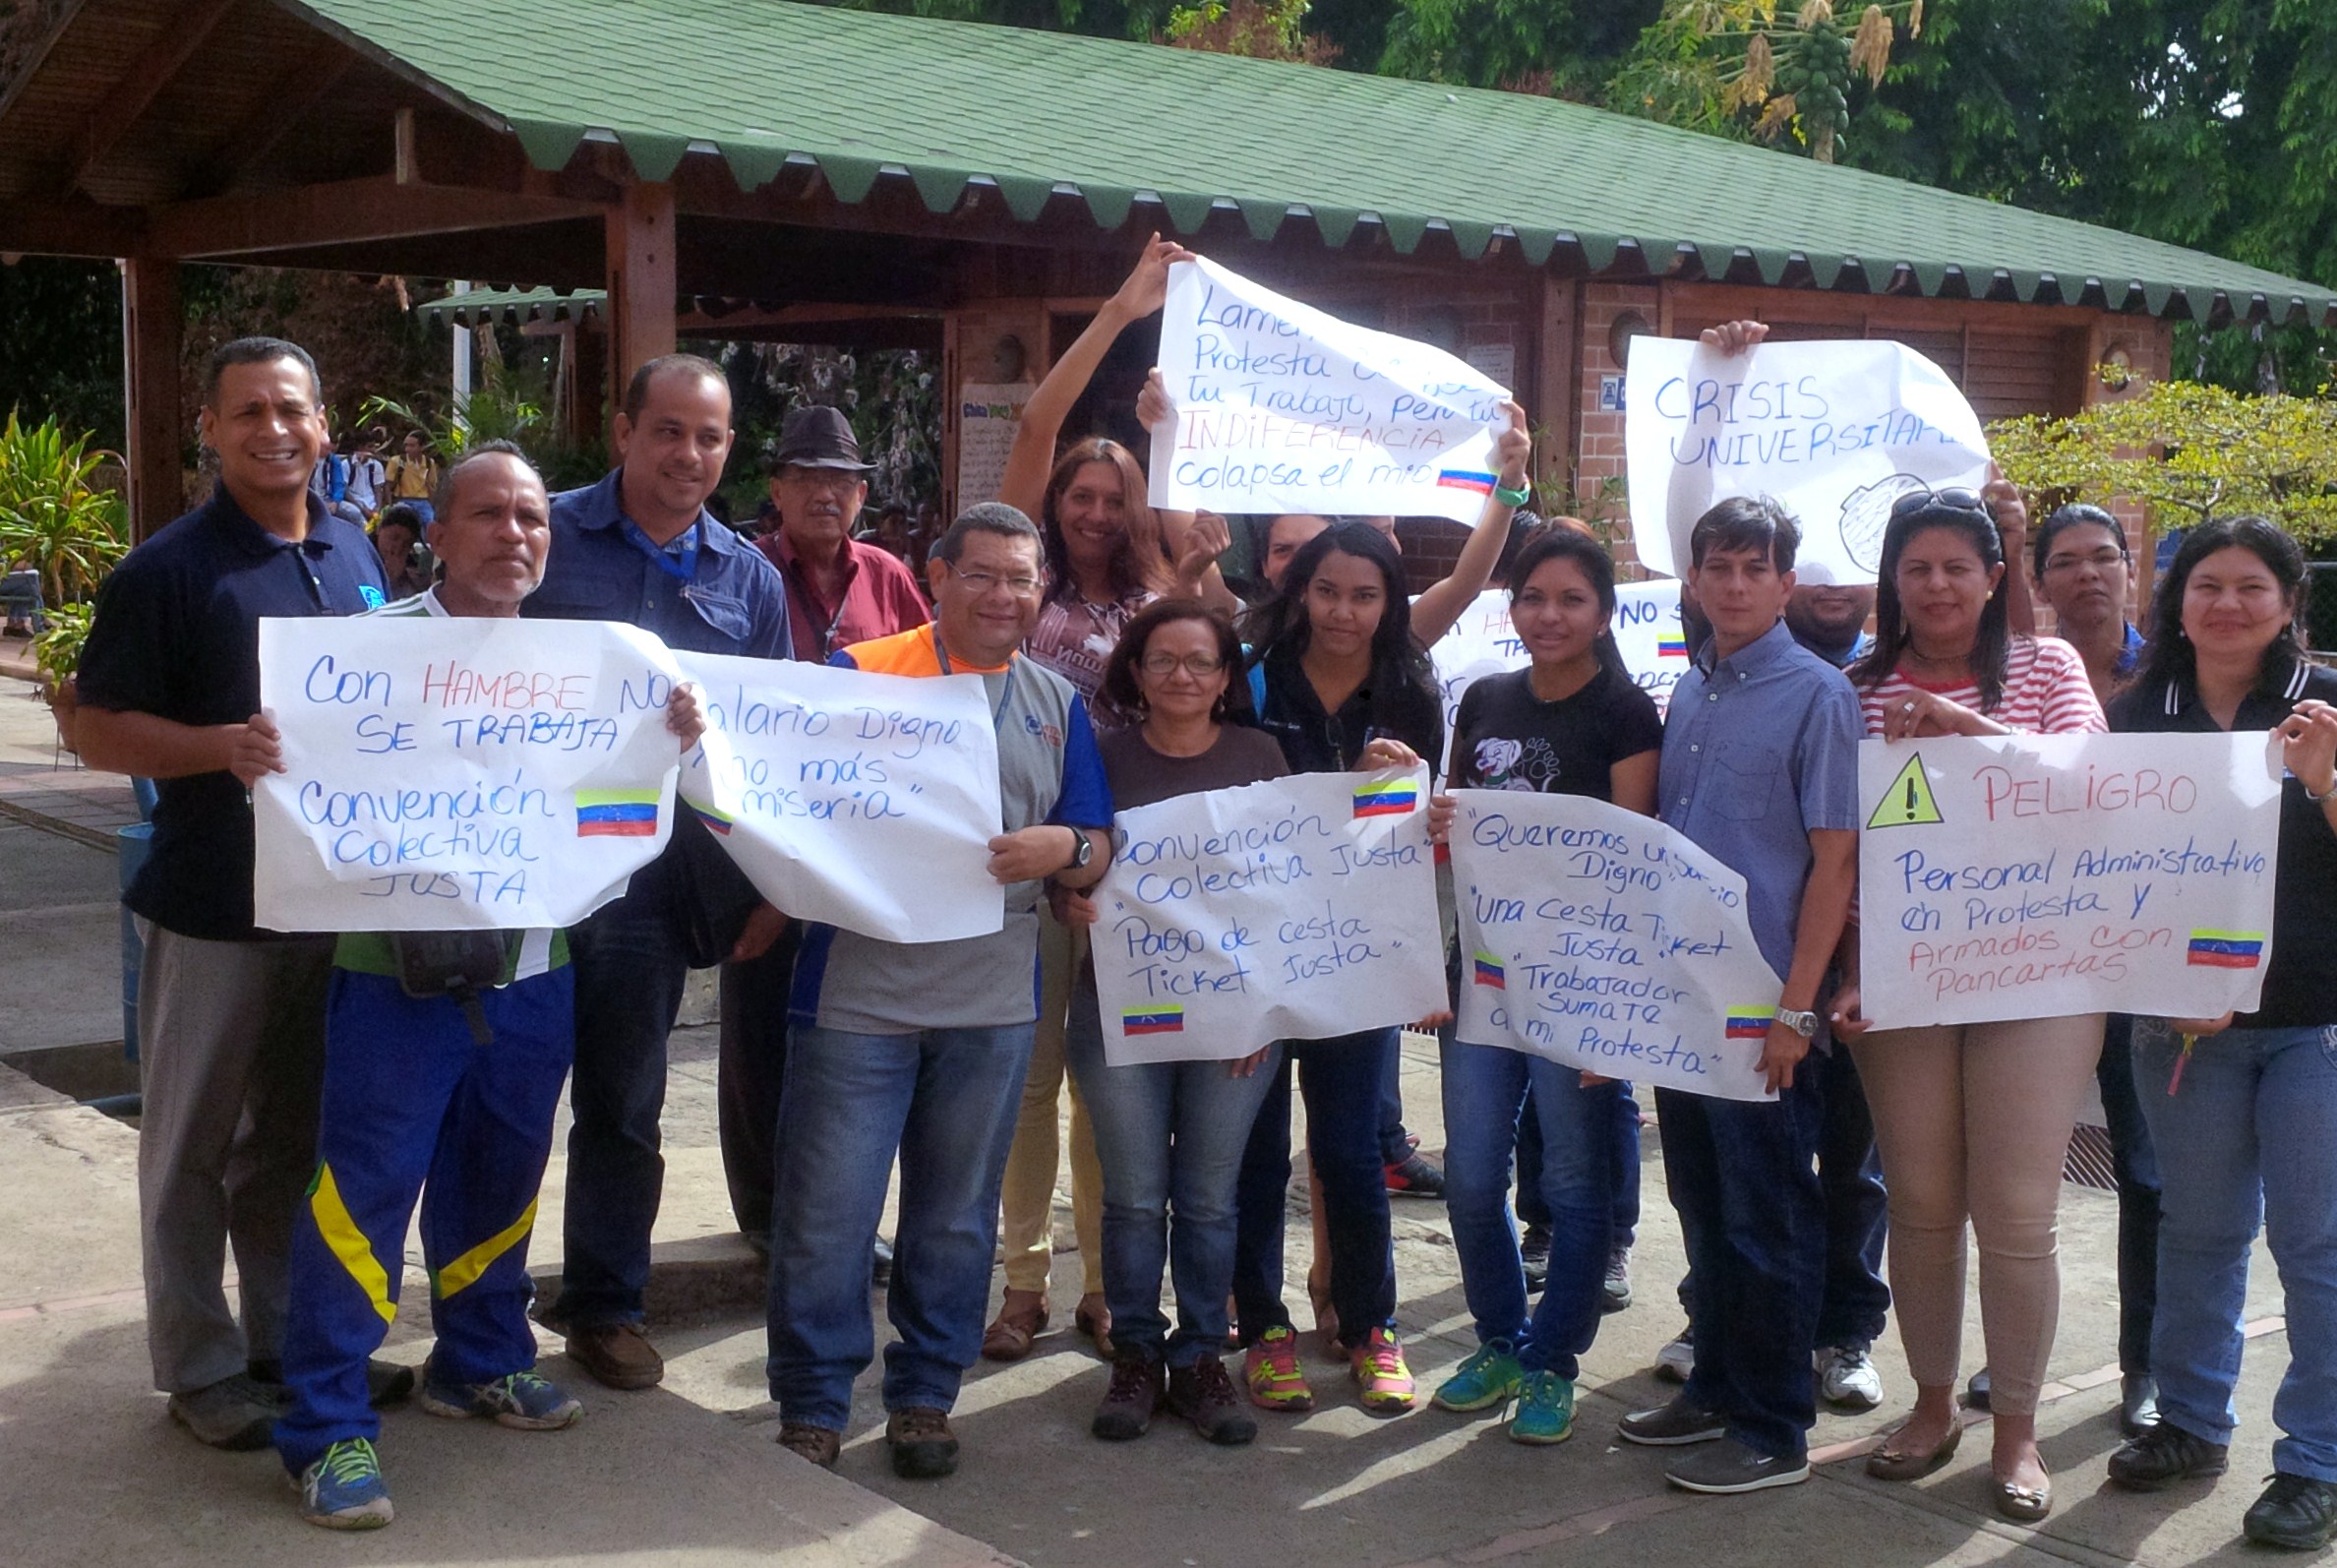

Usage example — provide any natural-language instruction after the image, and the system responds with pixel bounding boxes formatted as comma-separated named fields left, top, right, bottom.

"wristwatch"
left=1775, top=1008, right=1820, bottom=1040
left=1065, top=827, right=1094, bottom=872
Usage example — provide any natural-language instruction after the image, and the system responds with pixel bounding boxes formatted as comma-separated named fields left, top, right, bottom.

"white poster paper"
left=254, top=616, right=684, bottom=931
left=1091, top=767, right=1445, bottom=1064
left=955, top=382, right=1032, bottom=509
left=673, top=652, right=1006, bottom=944
left=1625, top=337, right=1991, bottom=584
left=1427, top=580, right=1692, bottom=766
left=1150, top=256, right=1511, bottom=523
left=1450, top=791, right=1781, bottom=1101
left=1857, top=732, right=2283, bottom=1028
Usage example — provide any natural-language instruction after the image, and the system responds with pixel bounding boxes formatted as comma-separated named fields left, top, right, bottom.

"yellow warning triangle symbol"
left=1867, top=753, right=1945, bottom=829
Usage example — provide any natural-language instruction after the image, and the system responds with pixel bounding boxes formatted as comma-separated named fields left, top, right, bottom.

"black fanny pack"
left=388, top=930, right=520, bottom=1045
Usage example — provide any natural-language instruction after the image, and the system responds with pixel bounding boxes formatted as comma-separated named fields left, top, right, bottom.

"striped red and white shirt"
left=1857, top=635, right=2107, bottom=738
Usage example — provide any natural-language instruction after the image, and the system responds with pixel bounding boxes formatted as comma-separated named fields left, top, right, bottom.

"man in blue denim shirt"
left=520, top=353, right=790, bottom=1390
left=1616, top=487, right=1861, bottom=1496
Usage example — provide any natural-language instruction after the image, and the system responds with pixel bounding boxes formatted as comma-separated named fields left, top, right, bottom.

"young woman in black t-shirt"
left=1429, top=528, right=1663, bottom=1443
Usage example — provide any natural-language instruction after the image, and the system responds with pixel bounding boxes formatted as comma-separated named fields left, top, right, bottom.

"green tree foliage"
left=0, top=260, right=125, bottom=451
left=0, top=410, right=129, bottom=603
left=1377, top=0, right=1656, bottom=94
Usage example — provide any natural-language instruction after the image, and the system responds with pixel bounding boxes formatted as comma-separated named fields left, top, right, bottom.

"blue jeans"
left=1233, top=1029, right=1398, bottom=1350
left=2098, top=1013, right=2160, bottom=1377
left=1443, top=1038, right=1617, bottom=1377
left=1518, top=1083, right=1641, bottom=1245
left=2134, top=1020, right=2337, bottom=1481
left=549, top=877, right=691, bottom=1327
left=765, top=1021, right=1035, bottom=1430
left=1656, top=1076, right=1827, bottom=1462
left=1064, top=976, right=1278, bottom=1367
left=1814, top=1043, right=1891, bottom=1348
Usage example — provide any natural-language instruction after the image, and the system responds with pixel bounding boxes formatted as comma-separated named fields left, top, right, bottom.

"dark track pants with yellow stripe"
left=274, top=968, right=573, bottom=1475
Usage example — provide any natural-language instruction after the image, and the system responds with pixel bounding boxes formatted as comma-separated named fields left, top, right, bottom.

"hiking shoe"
left=1665, top=1437, right=1810, bottom=1494
left=1602, top=1244, right=1634, bottom=1312
left=1654, top=1327, right=1695, bottom=1384
left=1508, top=1370, right=1576, bottom=1445
left=885, top=1407, right=959, bottom=1479
left=1520, top=1224, right=1552, bottom=1293
left=1384, top=1146, right=1446, bottom=1198
left=296, top=1437, right=392, bottom=1530
left=777, top=1423, right=841, bottom=1469
left=2246, top=1474, right=2337, bottom=1550
left=1816, top=1342, right=1884, bottom=1411
left=1619, top=1394, right=1726, bottom=1446
left=1167, top=1354, right=1257, bottom=1446
left=565, top=1321, right=663, bottom=1390
left=1242, top=1326, right=1314, bottom=1412
left=167, top=1372, right=279, bottom=1450
left=418, top=1367, right=582, bottom=1430
left=1092, top=1354, right=1165, bottom=1441
left=1349, top=1327, right=1416, bottom=1415
left=1432, top=1344, right=1523, bottom=1413
left=2107, top=1421, right=2230, bottom=1491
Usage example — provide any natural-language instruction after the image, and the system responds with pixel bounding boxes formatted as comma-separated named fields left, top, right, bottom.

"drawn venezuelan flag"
left=1724, top=1007, right=1776, bottom=1041
left=1352, top=779, right=1418, bottom=817
left=1122, top=1006, right=1184, bottom=1037
left=1471, top=950, right=1506, bottom=989
left=688, top=802, right=735, bottom=837
left=1435, top=468, right=1497, bottom=496
left=574, top=788, right=661, bottom=838
left=1657, top=637, right=1690, bottom=659
left=2186, top=930, right=2265, bottom=969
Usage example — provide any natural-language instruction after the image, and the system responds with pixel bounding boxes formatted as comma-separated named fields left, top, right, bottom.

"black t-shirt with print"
left=1449, top=662, right=1664, bottom=801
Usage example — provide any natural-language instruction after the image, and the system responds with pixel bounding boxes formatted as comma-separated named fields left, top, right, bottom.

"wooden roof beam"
left=145, top=174, right=599, bottom=258
left=0, top=199, right=143, bottom=258
left=63, top=0, right=240, bottom=196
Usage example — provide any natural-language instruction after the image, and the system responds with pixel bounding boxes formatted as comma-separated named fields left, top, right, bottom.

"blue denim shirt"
left=1659, top=618, right=1862, bottom=977
left=524, top=469, right=790, bottom=659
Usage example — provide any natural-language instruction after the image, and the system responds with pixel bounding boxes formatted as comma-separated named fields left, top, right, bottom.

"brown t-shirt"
left=1097, top=723, right=1290, bottom=812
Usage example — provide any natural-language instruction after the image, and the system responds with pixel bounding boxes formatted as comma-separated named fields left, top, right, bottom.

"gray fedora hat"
left=770, top=405, right=875, bottom=472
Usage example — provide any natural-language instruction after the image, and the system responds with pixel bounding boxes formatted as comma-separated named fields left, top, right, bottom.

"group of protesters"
left=69, top=234, right=2337, bottom=1555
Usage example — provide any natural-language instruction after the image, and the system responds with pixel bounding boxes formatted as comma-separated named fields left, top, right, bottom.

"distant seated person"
left=381, top=431, right=441, bottom=523
left=861, top=501, right=916, bottom=560
left=371, top=504, right=432, bottom=601
left=270, top=442, right=707, bottom=1531
left=1, top=559, right=42, bottom=636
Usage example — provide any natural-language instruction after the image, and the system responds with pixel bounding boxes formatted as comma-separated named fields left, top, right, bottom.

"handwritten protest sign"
left=1449, top=791, right=1781, bottom=1101
left=1857, top=732, right=2282, bottom=1028
left=254, top=616, right=683, bottom=931
left=1427, top=582, right=1691, bottom=763
left=955, top=382, right=1032, bottom=508
left=1149, top=256, right=1510, bottom=523
left=1091, top=767, right=1444, bottom=1065
left=1625, top=337, right=1991, bottom=585
left=672, top=652, right=1006, bottom=944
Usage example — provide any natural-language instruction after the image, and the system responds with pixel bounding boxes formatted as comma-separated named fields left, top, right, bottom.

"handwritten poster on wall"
left=253, top=616, right=684, bottom=931
left=1149, top=256, right=1511, bottom=524
left=1092, top=767, right=1445, bottom=1065
left=1449, top=791, right=1781, bottom=1101
left=955, top=382, right=1033, bottom=510
left=1624, top=337, right=1991, bottom=585
left=1856, top=732, right=2283, bottom=1029
left=673, top=652, right=1006, bottom=944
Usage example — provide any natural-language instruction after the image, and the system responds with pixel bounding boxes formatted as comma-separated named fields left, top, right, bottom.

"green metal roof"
left=288, top=0, right=2336, bottom=327
left=416, top=286, right=602, bottom=326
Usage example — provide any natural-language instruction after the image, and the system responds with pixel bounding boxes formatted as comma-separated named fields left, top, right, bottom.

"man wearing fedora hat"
left=718, top=405, right=933, bottom=1246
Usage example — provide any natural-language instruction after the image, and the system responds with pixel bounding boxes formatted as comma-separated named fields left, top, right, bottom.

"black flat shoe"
left=2246, top=1474, right=2337, bottom=1551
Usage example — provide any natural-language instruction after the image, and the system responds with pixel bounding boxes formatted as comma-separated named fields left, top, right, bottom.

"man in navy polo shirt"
left=521, top=352, right=791, bottom=1390
left=76, top=337, right=391, bottom=1450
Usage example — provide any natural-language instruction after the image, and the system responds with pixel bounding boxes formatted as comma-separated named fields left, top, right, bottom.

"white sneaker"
left=1654, top=1328, right=1695, bottom=1384
left=1815, top=1343, right=1883, bottom=1411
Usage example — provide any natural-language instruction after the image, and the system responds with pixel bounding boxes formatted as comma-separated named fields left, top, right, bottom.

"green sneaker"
left=1508, top=1369, right=1577, bottom=1445
left=1432, top=1343, right=1524, bottom=1413
left=297, top=1437, right=392, bottom=1530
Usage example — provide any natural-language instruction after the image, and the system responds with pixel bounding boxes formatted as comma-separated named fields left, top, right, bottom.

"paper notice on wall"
left=956, top=382, right=1033, bottom=509
left=1150, top=256, right=1512, bottom=523
left=253, top=615, right=685, bottom=931
left=1625, top=337, right=1991, bottom=585
left=1856, top=732, right=2283, bottom=1029
left=673, top=653, right=1006, bottom=944
left=1426, top=580, right=1692, bottom=767
left=1091, top=767, right=1445, bottom=1065
left=1449, top=790, right=1781, bottom=1101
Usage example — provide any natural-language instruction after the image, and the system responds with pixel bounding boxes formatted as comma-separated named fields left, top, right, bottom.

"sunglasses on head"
left=1888, top=486, right=1988, bottom=520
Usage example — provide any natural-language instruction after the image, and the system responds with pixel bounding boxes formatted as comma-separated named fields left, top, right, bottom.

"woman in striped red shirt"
left=1832, top=487, right=2106, bottom=1523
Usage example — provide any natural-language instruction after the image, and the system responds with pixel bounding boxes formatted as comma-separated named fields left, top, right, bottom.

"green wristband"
left=1493, top=483, right=1531, bottom=508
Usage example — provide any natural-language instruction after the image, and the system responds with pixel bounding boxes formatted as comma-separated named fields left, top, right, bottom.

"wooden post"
left=603, top=182, right=678, bottom=436
left=120, top=256, right=182, bottom=542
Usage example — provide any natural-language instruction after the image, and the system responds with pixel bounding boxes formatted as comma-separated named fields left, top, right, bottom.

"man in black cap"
left=719, top=406, right=932, bottom=1244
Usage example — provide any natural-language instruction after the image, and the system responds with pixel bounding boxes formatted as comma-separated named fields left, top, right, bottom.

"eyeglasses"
left=945, top=566, right=1044, bottom=598
left=781, top=467, right=864, bottom=494
left=1888, top=486, right=1989, bottom=521
left=2042, top=546, right=2129, bottom=573
left=1139, top=652, right=1226, bottom=678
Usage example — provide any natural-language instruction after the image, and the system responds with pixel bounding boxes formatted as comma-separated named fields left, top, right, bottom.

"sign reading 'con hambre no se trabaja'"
left=1149, top=256, right=1513, bottom=524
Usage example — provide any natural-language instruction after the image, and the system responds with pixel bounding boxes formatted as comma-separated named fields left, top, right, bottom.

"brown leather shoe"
left=981, top=1288, right=1049, bottom=1362
left=1075, top=1293, right=1115, bottom=1359
left=777, top=1422, right=841, bottom=1469
left=885, top=1407, right=960, bottom=1478
left=566, top=1322, right=664, bottom=1390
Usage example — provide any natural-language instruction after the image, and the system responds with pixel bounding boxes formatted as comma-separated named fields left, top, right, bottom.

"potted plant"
left=0, top=410, right=131, bottom=753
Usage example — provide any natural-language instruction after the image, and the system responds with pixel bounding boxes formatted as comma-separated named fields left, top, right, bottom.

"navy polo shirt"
left=523, top=469, right=790, bottom=658
left=77, top=484, right=388, bottom=940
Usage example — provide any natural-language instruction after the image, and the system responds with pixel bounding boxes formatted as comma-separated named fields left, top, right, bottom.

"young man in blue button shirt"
left=520, top=353, right=791, bottom=1391
left=1617, top=477, right=1862, bottom=1494
left=76, top=337, right=393, bottom=1450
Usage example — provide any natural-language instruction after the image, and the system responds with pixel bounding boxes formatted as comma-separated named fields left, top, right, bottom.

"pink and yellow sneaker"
left=1349, top=1327, right=1416, bottom=1415
left=1242, top=1325, right=1315, bottom=1412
